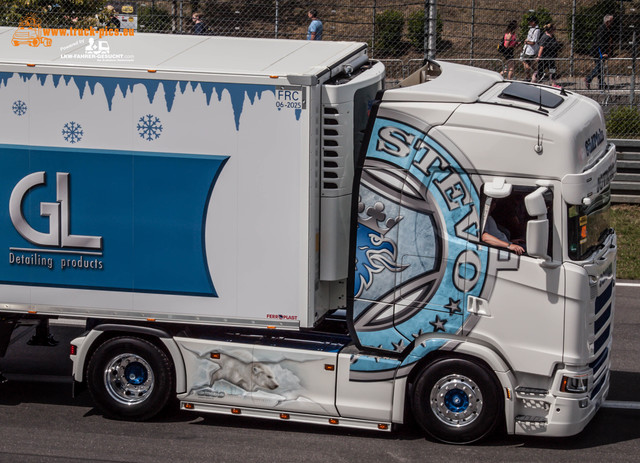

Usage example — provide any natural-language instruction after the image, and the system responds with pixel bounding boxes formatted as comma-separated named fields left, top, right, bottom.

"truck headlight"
left=560, top=375, right=589, bottom=393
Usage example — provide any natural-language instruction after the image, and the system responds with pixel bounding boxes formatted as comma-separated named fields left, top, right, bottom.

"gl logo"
left=9, top=172, right=103, bottom=250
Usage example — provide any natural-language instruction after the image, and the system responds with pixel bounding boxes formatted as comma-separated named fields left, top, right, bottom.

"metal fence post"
left=172, top=0, right=176, bottom=33
left=179, top=0, right=184, bottom=34
left=570, top=0, right=576, bottom=77
left=427, top=0, right=437, bottom=60
left=423, top=0, right=428, bottom=60
left=632, top=29, right=637, bottom=106
left=372, top=0, right=376, bottom=58
left=470, top=0, right=475, bottom=62
left=619, top=0, right=624, bottom=55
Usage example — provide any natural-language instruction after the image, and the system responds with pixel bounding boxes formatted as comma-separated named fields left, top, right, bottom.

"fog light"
left=579, top=398, right=589, bottom=408
left=560, top=375, right=588, bottom=393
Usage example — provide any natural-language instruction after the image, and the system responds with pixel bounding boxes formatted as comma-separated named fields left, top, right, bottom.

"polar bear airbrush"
left=209, top=353, right=279, bottom=391
left=185, top=347, right=280, bottom=392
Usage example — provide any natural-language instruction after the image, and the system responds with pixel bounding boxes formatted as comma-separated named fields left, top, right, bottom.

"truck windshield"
left=567, top=187, right=613, bottom=261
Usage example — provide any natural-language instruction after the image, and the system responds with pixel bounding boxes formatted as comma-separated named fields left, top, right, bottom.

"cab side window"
left=481, top=186, right=552, bottom=255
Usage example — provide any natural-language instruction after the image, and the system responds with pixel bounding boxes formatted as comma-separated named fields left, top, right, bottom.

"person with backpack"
left=521, top=14, right=540, bottom=82
left=534, top=23, right=561, bottom=87
left=499, top=20, right=520, bottom=80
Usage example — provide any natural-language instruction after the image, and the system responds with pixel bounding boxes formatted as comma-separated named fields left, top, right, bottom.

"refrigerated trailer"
left=0, top=27, right=616, bottom=443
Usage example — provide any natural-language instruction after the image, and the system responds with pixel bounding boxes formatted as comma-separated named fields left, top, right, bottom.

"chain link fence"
left=2, top=0, right=640, bottom=137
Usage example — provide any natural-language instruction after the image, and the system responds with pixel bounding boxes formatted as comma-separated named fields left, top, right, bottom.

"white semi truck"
left=0, top=27, right=616, bottom=443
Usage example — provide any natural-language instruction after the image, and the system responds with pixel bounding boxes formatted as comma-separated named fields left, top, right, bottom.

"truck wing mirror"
left=524, top=187, right=558, bottom=266
left=526, top=219, right=550, bottom=261
left=524, top=187, right=548, bottom=217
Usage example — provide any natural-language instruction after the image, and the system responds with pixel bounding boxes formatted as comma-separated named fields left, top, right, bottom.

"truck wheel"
left=87, top=336, right=174, bottom=421
left=411, top=358, right=502, bottom=444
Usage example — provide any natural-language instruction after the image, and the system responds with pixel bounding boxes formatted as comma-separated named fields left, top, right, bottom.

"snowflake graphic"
left=137, top=114, right=163, bottom=141
left=12, top=100, right=27, bottom=116
left=62, top=121, right=84, bottom=144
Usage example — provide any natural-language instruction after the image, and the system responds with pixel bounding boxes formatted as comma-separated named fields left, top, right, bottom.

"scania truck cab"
left=350, top=62, right=616, bottom=442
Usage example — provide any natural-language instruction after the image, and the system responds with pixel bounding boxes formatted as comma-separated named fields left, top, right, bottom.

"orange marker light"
left=280, top=413, right=290, bottom=420
left=560, top=377, right=568, bottom=392
left=231, top=408, right=241, bottom=415
left=184, top=403, right=194, bottom=409
left=329, top=418, right=339, bottom=425
left=324, top=364, right=335, bottom=371
left=377, top=424, right=389, bottom=430
left=211, top=352, right=221, bottom=359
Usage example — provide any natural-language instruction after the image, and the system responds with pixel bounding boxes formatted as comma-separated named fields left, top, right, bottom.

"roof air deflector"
left=499, top=82, right=564, bottom=109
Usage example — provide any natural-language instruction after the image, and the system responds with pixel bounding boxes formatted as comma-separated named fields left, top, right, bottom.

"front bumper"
left=513, top=368, right=609, bottom=437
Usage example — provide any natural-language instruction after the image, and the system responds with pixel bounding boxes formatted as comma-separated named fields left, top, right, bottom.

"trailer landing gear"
left=27, top=319, right=58, bottom=346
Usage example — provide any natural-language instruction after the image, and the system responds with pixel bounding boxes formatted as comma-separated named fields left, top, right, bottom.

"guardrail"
left=612, top=139, right=640, bottom=204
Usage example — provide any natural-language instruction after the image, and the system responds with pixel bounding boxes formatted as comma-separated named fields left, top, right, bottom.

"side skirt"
left=179, top=401, right=392, bottom=432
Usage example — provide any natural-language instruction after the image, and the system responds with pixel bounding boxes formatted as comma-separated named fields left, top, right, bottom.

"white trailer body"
left=0, top=28, right=616, bottom=444
left=0, top=27, right=381, bottom=328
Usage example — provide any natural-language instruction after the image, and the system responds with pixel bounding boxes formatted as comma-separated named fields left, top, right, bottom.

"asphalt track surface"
left=0, top=283, right=638, bottom=462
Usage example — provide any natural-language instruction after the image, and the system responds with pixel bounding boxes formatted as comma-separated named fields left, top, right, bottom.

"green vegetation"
left=607, top=106, right=640, bottom=139
left=612, top=204, right=640, bottom=280
left=375, top=10, right=404, bottom=55
left=138, top=5, right=172, bottom=33
left=407, top=10, right=443, bottom=51
left=0, top=0, right=106, bottom=28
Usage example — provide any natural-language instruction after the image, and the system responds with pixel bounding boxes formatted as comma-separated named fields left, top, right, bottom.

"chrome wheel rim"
left=429, top=374, right=483, bottom=427
left=104, top=353, right=155, bottom=405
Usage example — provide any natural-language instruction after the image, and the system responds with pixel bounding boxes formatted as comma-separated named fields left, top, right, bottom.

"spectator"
left=500, top=20, right=520, bottom=80
left=585, top=14, right=614, bottom=90
left=521, top=14, right=540, bottom=82
left=307, top=9, right=323, bottom=40
left=535, top=23, right=561, bottom=87
left=192, top=12, right=207, bottom=35
left=105, top=5, right=120, bottom=29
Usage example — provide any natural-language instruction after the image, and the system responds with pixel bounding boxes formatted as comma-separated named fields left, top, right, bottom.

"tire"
left=411, top=357, right=503, bottom=444
left=86, top=336, right=174, bottom=421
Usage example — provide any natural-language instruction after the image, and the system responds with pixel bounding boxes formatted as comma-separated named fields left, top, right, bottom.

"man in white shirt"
left=521, top=15, right=540, bottom=82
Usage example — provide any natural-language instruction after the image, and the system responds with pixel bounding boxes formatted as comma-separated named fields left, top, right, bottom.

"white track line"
left=615, top=282, right=640, bottom=287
